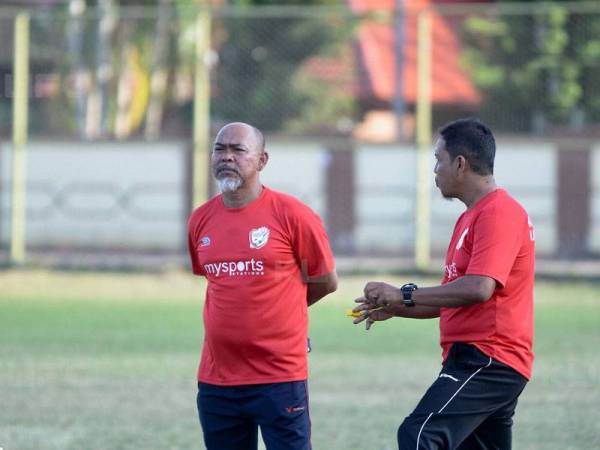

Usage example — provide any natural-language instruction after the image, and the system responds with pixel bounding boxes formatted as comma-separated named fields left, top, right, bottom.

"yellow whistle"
left=346, top=307, right=383, bottom=318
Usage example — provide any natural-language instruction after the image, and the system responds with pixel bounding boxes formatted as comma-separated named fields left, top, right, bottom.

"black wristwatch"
left=400, top=283, right=418, bottom=307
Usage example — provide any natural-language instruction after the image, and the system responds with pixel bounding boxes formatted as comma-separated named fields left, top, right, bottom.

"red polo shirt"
left=440, top=189, right=535, bottom=379
left=188, top=187, right=335, bottom=385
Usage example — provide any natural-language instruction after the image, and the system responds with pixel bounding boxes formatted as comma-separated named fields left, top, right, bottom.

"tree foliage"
left=210, top=0, right=343, bottom=131
left=461, top=1, right=600, bottom=132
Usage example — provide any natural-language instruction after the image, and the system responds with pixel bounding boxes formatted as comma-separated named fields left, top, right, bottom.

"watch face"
left=402, top=284, right=414, bottom=298
left=401, top=284, right=417, bottom=306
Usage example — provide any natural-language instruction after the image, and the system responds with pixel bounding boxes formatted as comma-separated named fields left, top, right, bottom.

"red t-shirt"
left=440, top=189, right=535, bottom=379
left=187, top=187, right=335, bottom=385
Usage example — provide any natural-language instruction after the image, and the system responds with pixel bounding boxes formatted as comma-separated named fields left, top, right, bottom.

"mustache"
left=215, top=165, right=241, bottom=176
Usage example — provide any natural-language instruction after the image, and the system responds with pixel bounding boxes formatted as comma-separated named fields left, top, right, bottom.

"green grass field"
left=1, top=270, right=599, bottom=450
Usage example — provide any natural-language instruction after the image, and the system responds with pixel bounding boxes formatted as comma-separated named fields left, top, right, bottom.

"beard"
left=216, top=176, right=242, bottom=193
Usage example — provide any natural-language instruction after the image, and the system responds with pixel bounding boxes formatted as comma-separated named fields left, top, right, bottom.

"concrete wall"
left=0, top=137, right=593, bottom=257
left=0, top=141, right=187, bottom=250
left=590, top=143, right=600, bottom=253
left=354, top=139, right=556, bottom=254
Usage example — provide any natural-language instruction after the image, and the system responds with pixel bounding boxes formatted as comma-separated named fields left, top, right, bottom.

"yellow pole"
left=192, top=8, right=211, bottom=209
left=10, top=12, right=30, bottom=265
left=415, top=10, right=432, bottom=271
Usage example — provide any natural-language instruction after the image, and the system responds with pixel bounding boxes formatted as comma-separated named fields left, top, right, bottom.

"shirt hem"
left=198, top=374, right=308, bottom=386
left=470, top=343, right=532, bottom=380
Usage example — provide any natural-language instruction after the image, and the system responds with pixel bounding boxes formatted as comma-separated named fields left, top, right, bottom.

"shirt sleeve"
left=466, top=206, right=524, bottom=288
left=187, top=218, right=205, bottom=276
left=290, top=207, right=335, bottom=278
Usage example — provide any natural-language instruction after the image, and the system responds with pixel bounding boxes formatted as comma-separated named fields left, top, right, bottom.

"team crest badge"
left=249, top=226, right=270, bottom=249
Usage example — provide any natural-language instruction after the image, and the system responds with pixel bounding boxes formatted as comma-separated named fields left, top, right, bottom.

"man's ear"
left=455, top=155, right=468, bottom=175
left=258, top=151, right=269, bottom=171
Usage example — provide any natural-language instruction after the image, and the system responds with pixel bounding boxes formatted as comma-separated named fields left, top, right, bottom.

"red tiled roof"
left=349, top=0, right=481, bottom=105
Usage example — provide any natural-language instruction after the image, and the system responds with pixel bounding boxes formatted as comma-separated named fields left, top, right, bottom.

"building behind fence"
left=0, top=1, right=599, bottom=270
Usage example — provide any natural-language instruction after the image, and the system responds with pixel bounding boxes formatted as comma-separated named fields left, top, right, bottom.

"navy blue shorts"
left=197, top=380, right=311, bottom=450
left=398, top=343, right=528, bottom=450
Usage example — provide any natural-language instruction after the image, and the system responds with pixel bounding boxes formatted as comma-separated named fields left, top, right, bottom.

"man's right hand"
left=352, top=297, right=394, bottom=330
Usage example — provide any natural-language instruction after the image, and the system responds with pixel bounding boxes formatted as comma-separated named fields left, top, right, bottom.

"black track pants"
left=398, top=343, right=528, bottom=450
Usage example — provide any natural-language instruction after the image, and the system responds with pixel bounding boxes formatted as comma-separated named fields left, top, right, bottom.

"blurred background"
left=1, top=0, right=599, bottom=273
left=1, top=2, right=600, bottom=450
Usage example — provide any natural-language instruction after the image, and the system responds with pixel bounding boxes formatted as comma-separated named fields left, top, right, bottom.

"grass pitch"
left=1, top=270, right=599, bottom=449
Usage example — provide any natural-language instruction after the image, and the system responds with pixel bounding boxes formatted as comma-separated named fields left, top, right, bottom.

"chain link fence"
left=0, top=1, right=599, bottom=269
left=0, top=2, right=597, bottom=138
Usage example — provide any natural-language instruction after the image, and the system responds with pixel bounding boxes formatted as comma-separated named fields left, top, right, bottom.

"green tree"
left=210, top=0, right=342, bottom=131
left=461, top=0, right=600, bottom=132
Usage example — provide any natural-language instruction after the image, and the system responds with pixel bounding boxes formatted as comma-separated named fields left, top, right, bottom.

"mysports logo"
left=203, top=258, right=264, bottom=277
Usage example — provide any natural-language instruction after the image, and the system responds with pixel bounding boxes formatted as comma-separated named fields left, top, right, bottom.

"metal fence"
left=0, top=2, right=598, bottom=138
left=1, top=1, right=599, bottom=270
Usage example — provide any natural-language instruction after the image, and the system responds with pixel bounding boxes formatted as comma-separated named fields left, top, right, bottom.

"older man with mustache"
left=187, top=122, right=338, bottom=450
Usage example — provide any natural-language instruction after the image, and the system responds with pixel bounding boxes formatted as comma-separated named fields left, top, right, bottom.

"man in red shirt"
left=353, top=118, right=535, bottom=449
left=188, top=122, right=337, bottom=450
